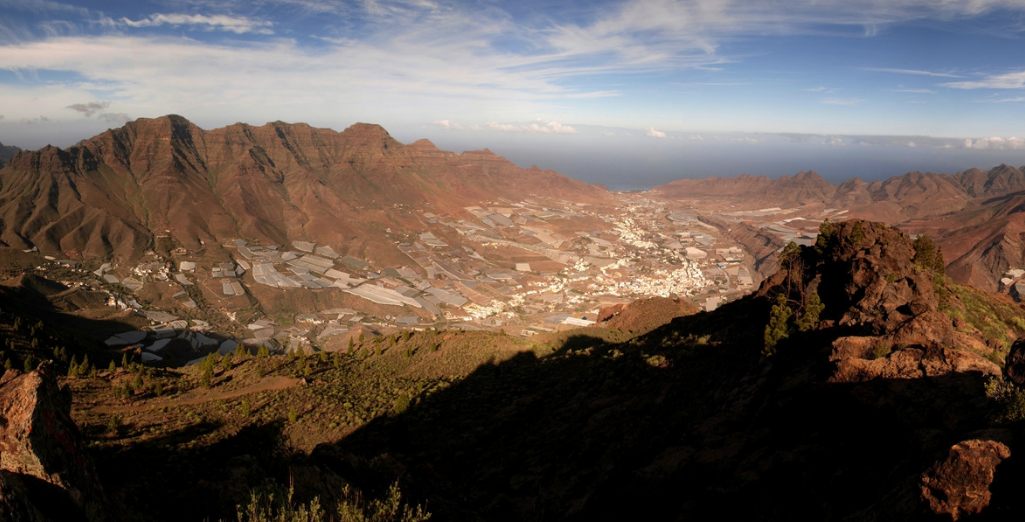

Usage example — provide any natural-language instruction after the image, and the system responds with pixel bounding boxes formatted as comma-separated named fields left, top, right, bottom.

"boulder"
left=921, top=439, right=1010, bottom=520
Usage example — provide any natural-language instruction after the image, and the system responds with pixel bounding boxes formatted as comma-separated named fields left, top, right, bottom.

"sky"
left=3, top=0, right=1025, bottom=189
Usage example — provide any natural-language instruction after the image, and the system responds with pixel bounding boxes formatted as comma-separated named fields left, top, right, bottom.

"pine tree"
left=108, top=360, right=116, bottom=373
left=68, top=354, right=78, bottom=376
left=913, top=234, right=937, bottom=269
left=241, top=397, right=251, bottom=418
left=201, top=365, right=213, bottom=388
left=121, top=353, right=128, bottom=368
left=934, top=246, right=946, bottom=278
left=23, top=355, right=35, bottom=373
left=851, top=221, right=865, bottom=246
left=288, top=406, right=298, bottom=424
left=796, top=292, right=824, bottom=332
left=763, top=294, right=792, bottom=357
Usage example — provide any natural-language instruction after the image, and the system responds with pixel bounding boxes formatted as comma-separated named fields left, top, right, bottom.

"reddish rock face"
left=921, top=440, right=1011, bottom=520
left=0, top=115, right=610, bottom=262
left=0, top=363, right=107, bottom=522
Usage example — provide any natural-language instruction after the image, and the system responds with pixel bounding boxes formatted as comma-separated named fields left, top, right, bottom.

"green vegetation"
left=232, top=483, right=429, bottom=522
left=107, top=414, right=121, bottom=435
left=985, top=377, right=1025, bottom=423
left=870, top=341, right=892, bottom=360
left=913, top=234, right=946, bottom=276
left=763, top=294, right=792, bottom=357
left=850, top=220, right=864, bottom=246
left=948, top=284, right=1025, bottom=357
left=795, top=292, right=824, bottom=333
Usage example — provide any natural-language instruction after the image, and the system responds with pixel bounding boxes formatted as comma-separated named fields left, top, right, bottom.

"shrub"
left=869, top=341, right=892, bottom=360
left=985, top=377, right=1025, bottom=423
left=393, top=393, right=411, bottom=415
left=230, top=482, right=430, bottom=522
left=107, top=414, right=121, bottom=435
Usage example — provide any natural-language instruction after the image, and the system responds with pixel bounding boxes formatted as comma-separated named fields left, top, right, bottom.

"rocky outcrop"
left=0, top=363, right=107, bottom=522
left=921, top=439, right=1011, bottom=520
left=829, top=338, right=1000, bottom=383
left=757, top=220, right=1002, bottom=382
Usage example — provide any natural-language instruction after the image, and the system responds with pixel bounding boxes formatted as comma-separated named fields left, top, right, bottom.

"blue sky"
left=3, top=0, right=1025, bottom=188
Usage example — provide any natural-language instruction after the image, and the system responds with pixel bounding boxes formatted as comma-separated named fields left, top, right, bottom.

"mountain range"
left=5, top=115, right=1025, bottom=293
left=0, top=115, right=608, bottom=265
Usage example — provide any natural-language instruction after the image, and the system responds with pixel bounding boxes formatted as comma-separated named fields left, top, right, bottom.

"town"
left=27, top=192, right=841, bottom=367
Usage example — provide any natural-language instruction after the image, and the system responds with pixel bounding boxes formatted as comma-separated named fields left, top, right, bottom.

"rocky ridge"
left=0, top=115, right=610, bottom=262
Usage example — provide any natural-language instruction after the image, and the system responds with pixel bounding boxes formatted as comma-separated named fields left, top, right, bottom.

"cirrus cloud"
left=121, top=14, right=273, bottom=35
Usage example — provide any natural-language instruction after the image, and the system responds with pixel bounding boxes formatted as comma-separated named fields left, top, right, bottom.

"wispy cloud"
left=646, top=127, right=666, bottom=138
left=864, top=67, right=963, bottom=78
left=19, top=115, right=51, bottom=125
left=434, top=119, right=577, bottom=134
left=66, top=100, right=109, bottom=116
left=945, top=71, right=1025, bottom=90
left=121, top=14, right=273, bottom=34
left=887, top=88, right=935, bottom=94
left=98, top=112, right=131, bottom=123
left=819, top=97, right=866, bottom=105
left=486, top=121, right=578, bottom=134
left=433, top=119, right=463, bottom=130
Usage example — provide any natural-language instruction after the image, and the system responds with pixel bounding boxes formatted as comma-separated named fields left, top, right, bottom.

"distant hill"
left=653, top=165, right=1025, bottom=221
left=0, top=115, right=610, bottom=262
left=0, top=141, right=21, bottom=168
left=653, top=165, right=1025, bottom=291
